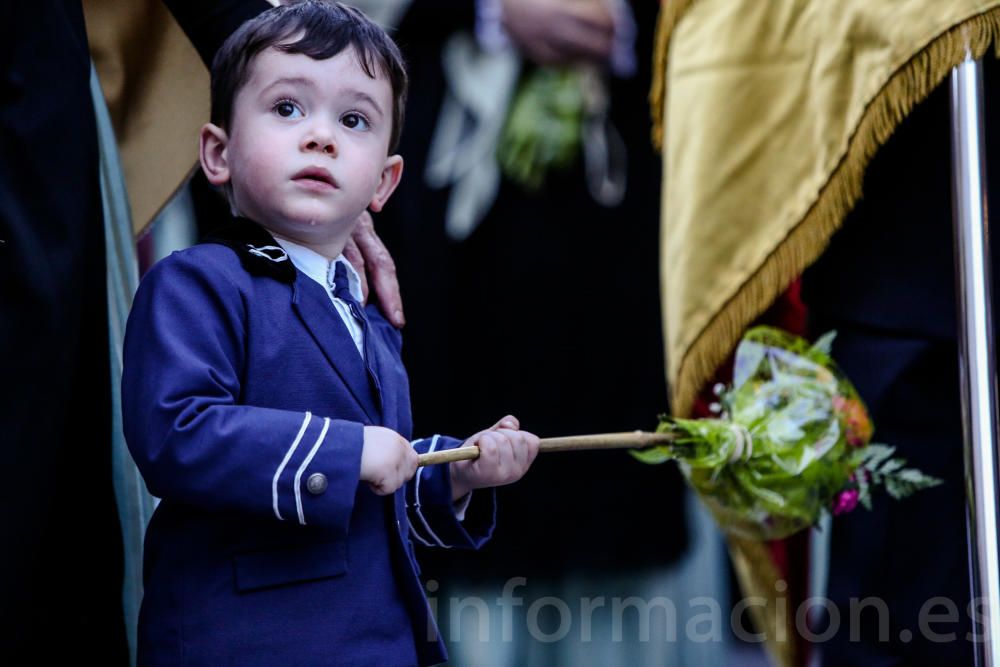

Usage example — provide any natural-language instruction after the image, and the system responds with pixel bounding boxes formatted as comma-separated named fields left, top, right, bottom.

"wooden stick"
left=416, top=430, right=676, bottom=467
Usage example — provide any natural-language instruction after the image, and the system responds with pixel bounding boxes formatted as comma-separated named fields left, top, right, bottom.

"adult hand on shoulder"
left=500, top=0, right=614, bottom=66
left=344, top=210, right=405, bottom=328
left=361, top=426, right=419, bottom=495
left=450, top=415, right=540, bottom=500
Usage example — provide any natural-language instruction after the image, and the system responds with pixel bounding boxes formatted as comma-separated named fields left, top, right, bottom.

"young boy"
left=121, top=2, right=539, bottom=664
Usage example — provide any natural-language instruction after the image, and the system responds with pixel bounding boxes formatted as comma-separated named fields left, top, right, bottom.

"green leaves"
left=855, top=443, right=895, bottom=469
left=632, top=326, right=940, bottom=540
left=853, top=443, right=943, bottom=508
left=811, top=330, right=837, bottom=357
left=497, top=67, right=584, bottom=190
left=885, top=468, right=943, bottom=499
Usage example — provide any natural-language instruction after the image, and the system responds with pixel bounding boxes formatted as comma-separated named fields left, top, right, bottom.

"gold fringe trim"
left=728, top=536, right=797, bottom=667
left=671, top=8, right=1000, bottom=419
left=649, top=0, right=698, bottom=150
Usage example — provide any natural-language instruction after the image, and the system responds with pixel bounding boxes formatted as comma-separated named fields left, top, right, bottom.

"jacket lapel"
left=366, top=316, right=401, bottom=431
left=203, top=218, right=383, bottom=423
left=293, top=274, right=382, bottom=423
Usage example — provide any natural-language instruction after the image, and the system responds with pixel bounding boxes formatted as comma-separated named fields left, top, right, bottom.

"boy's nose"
left=302, top=130, right=337, bottom=157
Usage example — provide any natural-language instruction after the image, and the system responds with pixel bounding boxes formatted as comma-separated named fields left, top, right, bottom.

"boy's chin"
left=291, top=202, right=366, bottom=225
left=265, top=211, right=363, bottom=243
left=280, top=211, right=359, bottom=231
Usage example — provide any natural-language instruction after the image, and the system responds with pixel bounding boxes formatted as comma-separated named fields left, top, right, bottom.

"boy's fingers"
left=526, top=434, right=540, bottom=461
left=478, top=432, right=500, bottom=458
left=402, top=442, right=419, bottom=479
left=402, top=458, right=417, bottom=479
left=511, top=434, right=531, bottom=467
left=467, top=429, right=489, bottom=444
left=503, top=432, right=536, bottom=477
left=494, top=432, right=516, bottom=467
left=491, top=415, right=519, bottom=431
left=481, top=433, right=510, bottom=474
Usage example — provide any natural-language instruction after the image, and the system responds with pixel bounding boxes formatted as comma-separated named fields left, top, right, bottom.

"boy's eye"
left=274, top=100, right=303, bottom=119
left=341, top=113, right=369, bottom=131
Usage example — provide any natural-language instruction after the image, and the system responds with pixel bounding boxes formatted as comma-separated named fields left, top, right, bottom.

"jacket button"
left=306, top=473, right=328, bottom=495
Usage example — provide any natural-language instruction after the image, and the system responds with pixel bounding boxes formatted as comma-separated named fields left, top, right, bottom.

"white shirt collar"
left=271, top=236, right=364, bottom=302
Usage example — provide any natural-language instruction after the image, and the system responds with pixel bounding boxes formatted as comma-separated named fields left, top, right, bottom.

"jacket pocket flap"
left=234, top=540, right=347, bottom=592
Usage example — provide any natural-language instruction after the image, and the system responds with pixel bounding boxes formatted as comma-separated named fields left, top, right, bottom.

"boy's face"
left=200, top=46, right=402, bottom=250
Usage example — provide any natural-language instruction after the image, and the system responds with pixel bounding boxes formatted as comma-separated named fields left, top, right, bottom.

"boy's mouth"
left=292, top=166, right=337, bottom=189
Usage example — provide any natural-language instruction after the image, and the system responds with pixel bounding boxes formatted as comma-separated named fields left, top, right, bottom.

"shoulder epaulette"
left=202, top=217, right=297, bottom=284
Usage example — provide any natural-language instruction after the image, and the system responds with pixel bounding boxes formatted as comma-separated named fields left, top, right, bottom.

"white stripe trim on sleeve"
left=409, top=523, right=434, bottom=547
left=294, top=417, right=331, bottom=525
left=405, top=437, right=432, bottom=546
left=272, top=411, right=312, bottom=520
left=413, top=435, right=450, bottom=548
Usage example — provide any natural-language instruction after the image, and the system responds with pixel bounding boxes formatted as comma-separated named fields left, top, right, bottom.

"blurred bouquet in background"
left=497, top=66, right=585, bottom=190
left=633, top=326, right=941, bottom=540
left=498, top=63, right=626, bottom=204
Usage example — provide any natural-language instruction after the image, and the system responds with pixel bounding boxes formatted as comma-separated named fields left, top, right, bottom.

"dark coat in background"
left=0, top=2, right=267, bottom=662
left=800, top=55, right=1000, bottom=667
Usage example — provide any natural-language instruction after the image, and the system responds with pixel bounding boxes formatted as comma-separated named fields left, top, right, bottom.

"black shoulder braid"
left=201, top=217, right=297, bottom=284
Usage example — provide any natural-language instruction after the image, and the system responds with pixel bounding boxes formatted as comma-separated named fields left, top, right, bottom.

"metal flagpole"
left=951, top=55, right=1000, bottom=666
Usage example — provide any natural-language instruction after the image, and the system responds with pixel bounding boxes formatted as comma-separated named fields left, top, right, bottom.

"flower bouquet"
left=497, top=66, right=585, bottom=190
left=632, top=326, right=941, bottom=540
left=415, top=325, right=940, bottom=541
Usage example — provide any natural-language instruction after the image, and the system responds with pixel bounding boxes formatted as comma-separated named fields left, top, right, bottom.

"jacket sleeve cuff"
left=280, top=418, right=363, bottom=538
left=407, top=435, right=496, bottom=549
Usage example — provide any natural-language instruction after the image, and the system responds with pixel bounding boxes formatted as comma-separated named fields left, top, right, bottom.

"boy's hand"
left=450, top=415, right=540, bottom=501
left=361, top=426, right=418, bottom=496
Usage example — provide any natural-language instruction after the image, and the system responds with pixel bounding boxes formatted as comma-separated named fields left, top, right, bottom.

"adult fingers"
left=352, top=211, right=405, bottom=328
left=519, top=40, right=570, bottom=67
left=548, top=1, right=614, bottom=62
left=503, top=0, right=612, bottom=65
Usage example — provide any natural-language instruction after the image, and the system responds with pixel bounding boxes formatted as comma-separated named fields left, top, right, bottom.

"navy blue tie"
left=333, top=261, right=365, bottom=323
left=332, top=260, right=372, bottom=355
left=333, top=261, right=382, bottom=402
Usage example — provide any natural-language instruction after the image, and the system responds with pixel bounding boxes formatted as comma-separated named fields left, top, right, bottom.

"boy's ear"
left=368, top=155, right=404, bottom=213
left=199, top=123, right=231, bottom=186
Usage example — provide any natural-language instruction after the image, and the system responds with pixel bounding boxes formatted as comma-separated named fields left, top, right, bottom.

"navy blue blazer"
left=122, top=221, right=495, bottom=666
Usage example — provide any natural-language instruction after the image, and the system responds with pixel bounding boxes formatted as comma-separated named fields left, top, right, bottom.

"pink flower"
left=833, top=488, right=860, bottom=515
